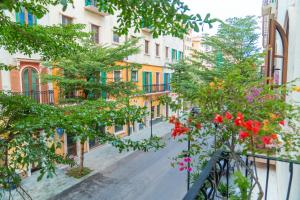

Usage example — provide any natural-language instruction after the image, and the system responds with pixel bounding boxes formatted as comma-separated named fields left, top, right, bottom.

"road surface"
left=51, top=136, right=188, bottom=200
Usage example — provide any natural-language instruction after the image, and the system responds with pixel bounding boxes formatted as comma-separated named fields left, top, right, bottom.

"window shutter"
left=177, top=51, right=180, bottom=61
left=85, top=0, right=91, bottom=6
left=168, top=73, right=171, bottom=90
left=28, top=12, right=33, bottom=26
left=149, top=72, right=152, bottom=92
left=101, top=72, right=107, bottom=99
left=15, top=12, right=19, bottom=23
left=19, top=8, right=25, bottom=25
left=163, top=73, right=166, bottom=91
left=142, top=72, right=146, bottom=92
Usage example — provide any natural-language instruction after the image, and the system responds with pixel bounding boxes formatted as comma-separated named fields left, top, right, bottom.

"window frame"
left=131, top=70, right=138, bottom=82
left=113, top=70, right=121, bottom=82
left=145, top=40, right=150, bottom=55
left=155, top=43, right=160, bottom=57
left=62, top=15, right=73, bottom=25
left=91, top=24, right=100, bottom=44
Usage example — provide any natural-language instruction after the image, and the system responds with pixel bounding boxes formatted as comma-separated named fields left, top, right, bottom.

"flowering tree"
left=164, top=16, right=300, bottom=199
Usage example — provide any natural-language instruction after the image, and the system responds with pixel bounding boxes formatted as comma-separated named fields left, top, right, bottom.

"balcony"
left=183, top=150, right=300, bottom=200
left=3, top=90, right=55, bottom=104
left=262, top=0, right=277, bottom=15
left=142, top=84, right=171, bottom=94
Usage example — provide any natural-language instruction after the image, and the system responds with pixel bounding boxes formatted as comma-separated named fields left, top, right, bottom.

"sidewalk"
left=12, top=121, right=173, bottom=200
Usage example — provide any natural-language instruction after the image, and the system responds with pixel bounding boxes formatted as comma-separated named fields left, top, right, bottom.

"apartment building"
left=262, top=0, right=300, bottom=199
left=0, top=1, right=187, bottom=160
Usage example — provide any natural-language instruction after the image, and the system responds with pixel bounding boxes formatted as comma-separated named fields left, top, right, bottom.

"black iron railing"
left=183, top=150, right=300, bottom=200
left=143, top=84, right=171, bottom=94
left=2, top=90, right=54, bottom=104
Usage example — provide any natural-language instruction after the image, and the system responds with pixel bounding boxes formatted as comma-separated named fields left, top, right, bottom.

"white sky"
left=182, top=0, right=262, bottom=35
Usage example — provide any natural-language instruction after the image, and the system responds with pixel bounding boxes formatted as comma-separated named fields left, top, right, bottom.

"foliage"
left=163, top=16, right=300, bottom=199
left=0, top=93, right=74, bottom=190
left=43, top=40, right=165, bottom=174
left=231, top=171, right=251, bottom=200
left=66, top=167, right=92, bottom=179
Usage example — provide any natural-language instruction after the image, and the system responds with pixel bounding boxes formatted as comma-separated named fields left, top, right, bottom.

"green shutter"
left=85, top=0, right=91, bottom=6
left=171, top=49, right=175, bottom=60
left=168, top=73, right=171, bottom=91
left=101, top=72, right=107, bottom=99
left=15, top=12, right=19, bottom=23
left=142, top=72, right=146, bottom=92
left=177, top=51, right=180, bottom=61
left=163, top=73, right=166, bottom=91
left=149, top=72, right=152, bottom=92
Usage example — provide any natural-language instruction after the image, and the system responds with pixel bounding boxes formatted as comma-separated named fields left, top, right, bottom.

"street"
left=51, top=136, right=188, bottom=200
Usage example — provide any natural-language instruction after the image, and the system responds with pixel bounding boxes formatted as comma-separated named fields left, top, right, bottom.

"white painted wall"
left=272, top=0, right=300, bottom=199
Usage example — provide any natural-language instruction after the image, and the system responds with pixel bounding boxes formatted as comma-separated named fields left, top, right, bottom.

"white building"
left=262, top=0, right=300, bottom=199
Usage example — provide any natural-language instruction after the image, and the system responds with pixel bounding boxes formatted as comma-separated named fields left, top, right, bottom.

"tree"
left=0, top=93, right=72, bottom=196
left=164, top=16, right=300, bottom=199
left=43, top=39, right=163, bottom=175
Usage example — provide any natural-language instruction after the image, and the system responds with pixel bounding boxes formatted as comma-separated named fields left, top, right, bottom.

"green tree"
left=43, top=39, right=163, bottom=175
left=164, top=16, right=300, bottom=199
left=0, top=94, right=72, bottom=192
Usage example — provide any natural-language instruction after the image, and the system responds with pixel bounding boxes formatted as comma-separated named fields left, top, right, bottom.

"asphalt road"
left=51, top=136, right=188, bottom=200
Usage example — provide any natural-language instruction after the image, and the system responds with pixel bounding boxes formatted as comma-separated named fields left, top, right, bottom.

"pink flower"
left=178, top=162, right=184, bottom=166
left=179, top=167, right=185, bottom=171
left=184, top=157, right=192, bottom=163
left=187, top=167, right=192, bottom=172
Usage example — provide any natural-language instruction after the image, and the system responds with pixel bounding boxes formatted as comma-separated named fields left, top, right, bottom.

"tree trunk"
left=79, top=141, right=85, bottom=175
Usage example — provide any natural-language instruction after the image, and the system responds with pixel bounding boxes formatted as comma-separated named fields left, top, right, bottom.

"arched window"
left=22, top=67, right=40, bottom=102
left=265, top=19, right=288, bottom=87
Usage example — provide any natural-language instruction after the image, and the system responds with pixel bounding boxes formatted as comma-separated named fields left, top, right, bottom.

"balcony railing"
left=263, top=0, right=276, bottom=6
left=3, top=90, right=55, bottom=105
left=142, top=84, right=171, bottom=94
left=183, top=150, right=300, bottom=200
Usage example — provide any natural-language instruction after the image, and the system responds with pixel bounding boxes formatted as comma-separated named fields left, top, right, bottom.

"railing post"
left=286, top=162, right=293, bottom=200
left=226, top=158, right=230, bottom=199
left=264, top=158, right=270, bottom=200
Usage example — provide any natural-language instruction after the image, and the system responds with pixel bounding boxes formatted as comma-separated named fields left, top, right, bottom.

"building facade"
left=0, top=0, right=187, bottom=168
left=262, top=0, right=300, bottom=199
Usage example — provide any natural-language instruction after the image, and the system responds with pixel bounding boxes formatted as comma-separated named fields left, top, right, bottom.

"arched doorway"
left=22, top=67, right=40, bottom=102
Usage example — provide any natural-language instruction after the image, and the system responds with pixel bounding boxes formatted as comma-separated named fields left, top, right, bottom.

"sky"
left=182, top=0, right=262, bottom=35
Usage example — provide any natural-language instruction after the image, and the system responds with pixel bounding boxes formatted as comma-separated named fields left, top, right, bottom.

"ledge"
left=84, top=6, right=108, bottom=16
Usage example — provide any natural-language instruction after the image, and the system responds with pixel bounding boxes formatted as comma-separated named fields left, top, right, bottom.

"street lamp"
left=150, top=96, right=153, bottom=138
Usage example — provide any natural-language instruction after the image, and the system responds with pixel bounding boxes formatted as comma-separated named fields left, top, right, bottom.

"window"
left=22, top=67, right=40, bottom=102
left=165, top=47, right=169, bottom=59
left=157, top=105, right=160, bottom=117
left=85, top=0, right=97, bottom=6
left=156, top=72, right=160, bottom=85
left=145, top=40, right=149, bottom=55
left=172, top=49, right=176, bottom=60
left=115, top=125, right=123, bottom=133
left=155, top=43, right=160, bottom=57
left=16, top=8, right=37, bottom=26
left=114, top=71, right=121, bottom=82
left=142, top=72, right=152, bottom=93
left=113, top=32, right=119, bottom=43
left=91, top=24, right=99, bottom=44
left=62, top=15, right=72, bottom=25
left=131, top=70, right=138, bottom=82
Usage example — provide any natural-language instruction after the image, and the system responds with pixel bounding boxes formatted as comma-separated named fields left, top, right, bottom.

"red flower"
left=271, top=133, right=278, bottom=140
left=171, top=122, right=190, bottom=138
left=243, top=120, right=253, bottom=131
left=252, top=121, right=261, bottom=134
left=214, top=114, right=223, bottom=123
left=195, top=123, right=202, bottom=129
left=169, top=116, right=176, bottom=124
left=234, top=112, right=244, bottom=126
left=261, top=136, right=272, bottom=145
left=239, top=131, right=250, bottom=140
left=279, top=120, right=285, bottom=126
left=225, top=112, right=233, bottom=120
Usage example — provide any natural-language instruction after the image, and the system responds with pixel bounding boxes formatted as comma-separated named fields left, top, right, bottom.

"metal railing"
left=183, top=150, right=300, bottom=200
left=2, top=90, right=54, bottom=104
left=142, top=84, right=171, bottom=94
left=263, top=0, right=276, bottom=6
